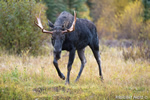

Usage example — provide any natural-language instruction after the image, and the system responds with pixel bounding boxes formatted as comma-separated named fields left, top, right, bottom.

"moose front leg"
left=65, top=49, right=76, bottom=85
left=53, top=58, right=65, bottom=80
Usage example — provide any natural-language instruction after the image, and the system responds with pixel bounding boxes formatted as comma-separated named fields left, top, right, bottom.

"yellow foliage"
left=94, top=0, right=146, bottom=39
left=95, top=0, right=117, bottom=39
left=79, top=4, right=93, bottom=21
left=113, top=0, right=131, bottom=14
left=118, top=0, right=143, bottom=39
left=96, top=17, right=117, bottom=39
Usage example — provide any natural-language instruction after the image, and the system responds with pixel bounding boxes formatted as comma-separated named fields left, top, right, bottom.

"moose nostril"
left=58, top=50, right=61, bottom=54
left=54, top=50, right=56, bottom=54
left=54, top=49, right=61, bottom=54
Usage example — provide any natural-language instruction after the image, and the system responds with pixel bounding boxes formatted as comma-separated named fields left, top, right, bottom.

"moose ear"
left=48, top=20, right=54, bottom=28
left=62, top=25, right=66, bottom=30
left=62, top=21, right=68, bottom=30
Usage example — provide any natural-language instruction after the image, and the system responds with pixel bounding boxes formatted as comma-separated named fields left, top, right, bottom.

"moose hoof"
left=100, top=76, right=104, bottom=82
left=60, top=73, right=65, bottom=80
left=65, top=81, right=70, bottom=85
left=74, top=78, right=79, bottom=83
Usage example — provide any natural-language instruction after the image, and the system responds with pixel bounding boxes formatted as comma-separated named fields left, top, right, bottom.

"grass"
left=0, top=46, right=150, bottom=100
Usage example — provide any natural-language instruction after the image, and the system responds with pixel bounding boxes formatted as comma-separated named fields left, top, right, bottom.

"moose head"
left=35, top=11, right=76, bottom=60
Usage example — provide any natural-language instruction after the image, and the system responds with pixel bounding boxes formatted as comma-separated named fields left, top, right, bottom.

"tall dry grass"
left=0, top=46, right=149, bottom=99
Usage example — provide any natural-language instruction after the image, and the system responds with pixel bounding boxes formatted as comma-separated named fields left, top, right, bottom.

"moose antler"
left=35, top=11, right=76, bottom=34
left=62, top=11, right=77, bottom=33
left=34, top=11, right=53, bottom=34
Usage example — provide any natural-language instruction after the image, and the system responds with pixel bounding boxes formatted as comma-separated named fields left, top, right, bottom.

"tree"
left=93, top=0, right=117, bottom=39
left=43, top=0, right=66, bottom=23
left=88, top=0, right=105, bottom=22
left=117, top=0, right=143, bottom=39
left=113, top=0, right=133, bottom=14
left=43, top=0, right=88, bottom=22
left=142, top=0, right=150, bottom=21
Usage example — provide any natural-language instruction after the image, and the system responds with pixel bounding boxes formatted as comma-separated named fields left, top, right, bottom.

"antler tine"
left=34, top=11, right=53, bottom=34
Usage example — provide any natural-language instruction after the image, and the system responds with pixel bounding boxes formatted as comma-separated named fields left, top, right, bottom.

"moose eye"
left=51, top=37, right=55, bottom=45
left=51, top=35, right=55, bottom=40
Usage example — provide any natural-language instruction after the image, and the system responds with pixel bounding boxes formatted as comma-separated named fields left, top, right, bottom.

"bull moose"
left=35, top=11, right=103, bottom=84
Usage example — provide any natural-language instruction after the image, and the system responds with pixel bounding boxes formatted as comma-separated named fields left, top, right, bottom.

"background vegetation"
left=0, top=0, right=49, bottom=54
left=0, top=0, right=150, bottom=54
left=0, top=0, right=150, bottom=99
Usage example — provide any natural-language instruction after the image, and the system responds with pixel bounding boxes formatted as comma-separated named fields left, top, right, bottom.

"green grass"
left=0, top=46, right=150, bottom=100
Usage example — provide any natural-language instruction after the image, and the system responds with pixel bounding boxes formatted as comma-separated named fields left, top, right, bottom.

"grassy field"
left=0, top=46, right=149, bottom=100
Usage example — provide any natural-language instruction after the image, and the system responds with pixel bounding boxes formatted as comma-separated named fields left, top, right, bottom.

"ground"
left=0, top=46, right=149, bottom=100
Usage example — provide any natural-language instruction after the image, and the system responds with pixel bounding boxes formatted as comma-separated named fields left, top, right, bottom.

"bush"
left=140, top=19, right=150, bottom=41
left=117, top=1, right=143, bottom=39
left=0, top=0, right=48, bottom=55
left=95, top=0, right=117, bottom=39
left=122, top=41, right=150, bottom=61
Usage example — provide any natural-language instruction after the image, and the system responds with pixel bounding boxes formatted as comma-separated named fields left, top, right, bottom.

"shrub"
left=122, top=41, right=150, bottom=61
left=0, top=0, right=48, bottom=55
left=95, top=0, right=117, bottom=39
left=140, top=19, right=150, bottom=41
left=117, top=0, right=143, bottom=39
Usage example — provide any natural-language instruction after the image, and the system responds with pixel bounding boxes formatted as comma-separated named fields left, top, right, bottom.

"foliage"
left=122, top=41, right=150, bottom=61
left=79, top=4, right=93, bottom=20
left=95, top=0, right=117, bottom=39
left=43, top=0, right=66, bottom=23
left=117, top=0, right=143, bottom=39
left=92, top=0, right=135, bottom=39
left=0, top=0, right=48, bottom=55
left=63, top=0, right=87, bottom=13
left=89, top=0, right=133, bottom=22
left=95, top=0, right=145, bottom=40
left=143, top=0, right=150, bottom=21
left=0, top=0, right=150, bottom=99
left=0, top=0, right=149, bottom=55
left=140, top=19, right=150, bottom=40
left=113, top=0, right=133, bottom=14
left=89, top=0, right=107, bottom=22
left=43, top=0, right=89, bottom=23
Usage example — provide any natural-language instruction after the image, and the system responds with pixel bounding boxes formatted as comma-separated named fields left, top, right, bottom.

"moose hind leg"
left=90, top=45, right=103, bottom=81
left=75, top=49, right=87, bottom=82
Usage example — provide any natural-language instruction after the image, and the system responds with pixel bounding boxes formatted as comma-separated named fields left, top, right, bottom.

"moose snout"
left=54, top=48, right=61, bottom=54
left=54, top=49, right=62, bottom=60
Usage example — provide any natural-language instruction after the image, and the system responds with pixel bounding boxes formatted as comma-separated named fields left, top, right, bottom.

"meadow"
left=0, top=45, right=149, bottom=100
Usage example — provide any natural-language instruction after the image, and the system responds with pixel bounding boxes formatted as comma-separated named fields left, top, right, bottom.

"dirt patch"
left=34, top=96, right=71, bottom=100
left=33, top=86, right=71, bottom=93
